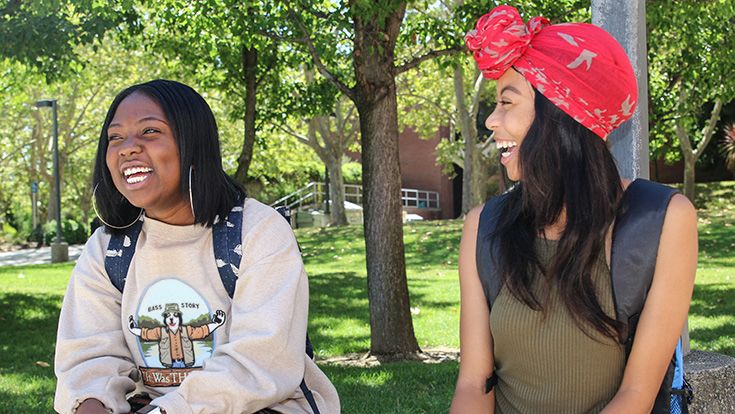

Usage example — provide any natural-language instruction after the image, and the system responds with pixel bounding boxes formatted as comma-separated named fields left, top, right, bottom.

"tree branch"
left=69, top=84, right=103, bottom=135
left=469, top=72, right=486, bottom=117
left=273, top=122, right=310, bottom=145
left=395, top=46, right=463, bottom=74
left=286, top=5, right=355, bottom=100
left=401, top=89, right=455, bottom=121
left=694, top=98, right=723, bottom=161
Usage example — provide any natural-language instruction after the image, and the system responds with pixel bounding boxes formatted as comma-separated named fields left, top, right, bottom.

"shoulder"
left=241, top=198, right=297, bottom=249
left=464, top=205, right=484, bottom=230
left=77, top=226, right=112, bottom=265
left=665, top=193, right=697, bottom=223
left=659, top=193, right=697, bottom=245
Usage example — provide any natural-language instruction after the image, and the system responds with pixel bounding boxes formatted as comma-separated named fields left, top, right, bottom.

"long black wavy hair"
left=92, top=79, right=245, bottom=233
left=491, top=90, right=626, bottom=342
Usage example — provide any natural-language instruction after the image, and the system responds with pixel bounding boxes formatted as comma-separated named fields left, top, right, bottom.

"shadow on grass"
left=693, top=181, right=735, bottom=210
left=321, top=360, right=458, bottom=414
left=689, top=283, right=735, bottom=357
left=699, top=219, right=735, bottom=260
left=690, top=283, right=735, bottom=319
left=689, top=323, right=735, bottom=357
left=308, top=272, right=370, bottom=354
left=308, top=271, right=458, bottom=355
left=0, top=292, right=61, bottom=412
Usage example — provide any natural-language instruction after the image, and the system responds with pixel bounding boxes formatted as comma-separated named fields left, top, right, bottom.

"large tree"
left=648, top=0, right=735, bottom=201
left=273, top=0, right=464, bottom=355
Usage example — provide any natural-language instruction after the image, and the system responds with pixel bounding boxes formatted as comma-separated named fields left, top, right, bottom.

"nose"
left=485, top=106, right=500, bottom=132
left=117, top=135, right=142, bottom=157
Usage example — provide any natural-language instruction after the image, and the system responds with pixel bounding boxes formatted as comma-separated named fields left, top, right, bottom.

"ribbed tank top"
left=491, top=238, right=625, bottom=414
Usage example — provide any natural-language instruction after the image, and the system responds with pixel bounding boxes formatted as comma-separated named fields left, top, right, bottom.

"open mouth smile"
left=123, top=166, right=153, bottom=184
left=495, top=140, right=519, bottom=160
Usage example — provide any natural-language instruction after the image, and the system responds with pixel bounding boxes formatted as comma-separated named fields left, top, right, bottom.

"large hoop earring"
left=188, top=166, right=196, bottom=220
left=92, top=183, right=143, bottom=229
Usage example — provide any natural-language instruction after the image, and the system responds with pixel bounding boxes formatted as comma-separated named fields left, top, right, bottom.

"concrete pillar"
left=592, top=3, right=734, bottom=408
left=591, top=0, right=649, bottom=180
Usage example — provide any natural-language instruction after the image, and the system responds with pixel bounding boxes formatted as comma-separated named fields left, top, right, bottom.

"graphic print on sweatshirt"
left=127, top=278, right=227, bottom=387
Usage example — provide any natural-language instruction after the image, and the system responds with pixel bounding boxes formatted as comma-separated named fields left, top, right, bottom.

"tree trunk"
left=233, top=46, right=258, bottom=186
left=675, top=91, right=723, bottom=203
left=352, top=1, right=420, bottom=356
left=455, top=65, right=489, bottom=213
left=326, top=156, right=348, bottom=226
left=682, top=151, right=695, bottom=203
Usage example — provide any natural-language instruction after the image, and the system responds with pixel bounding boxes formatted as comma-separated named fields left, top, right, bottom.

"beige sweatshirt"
left=54, top=198, right=340, bottom=414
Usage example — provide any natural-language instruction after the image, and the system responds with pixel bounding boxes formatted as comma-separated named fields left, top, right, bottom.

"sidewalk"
left=0, top=245, right=84, bottom=267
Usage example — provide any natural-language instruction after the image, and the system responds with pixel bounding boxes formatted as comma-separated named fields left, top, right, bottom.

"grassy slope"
left=689, top=181, right=735, bottom=356
left=0, top=181, right=732, bottom=413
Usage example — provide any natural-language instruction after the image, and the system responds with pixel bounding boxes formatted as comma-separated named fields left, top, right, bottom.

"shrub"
left=342, top=162, right=362, bottom=184
left=721, top=123, right=735, bottom=175
left=43, top=219, right=89, bottom=245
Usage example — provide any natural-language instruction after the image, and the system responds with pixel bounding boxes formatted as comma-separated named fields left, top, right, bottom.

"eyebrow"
left=108, top=116, right=168, bottom=129
left=499, top=85, right=523, bottom=96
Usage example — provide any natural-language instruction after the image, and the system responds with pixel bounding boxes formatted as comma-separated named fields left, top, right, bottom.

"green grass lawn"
left=1, top=181, right=733, bottom=413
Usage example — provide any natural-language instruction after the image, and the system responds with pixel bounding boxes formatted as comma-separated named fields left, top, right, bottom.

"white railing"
left=270, top=182, right=324, bottom=211
left=401, top=188, right=440, bottom=209
left=271, top=182, right=440, bottom=211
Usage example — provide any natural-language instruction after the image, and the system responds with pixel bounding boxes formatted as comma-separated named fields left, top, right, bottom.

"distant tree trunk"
left=675, top=88, right=722, bottom=202
left=233, top=46, right=258, bottom=186
left=326, top=155, right=348, bottom=226
left=352, top=1, right=420, bottom=356
left=454, top=65, right=487, bottom=213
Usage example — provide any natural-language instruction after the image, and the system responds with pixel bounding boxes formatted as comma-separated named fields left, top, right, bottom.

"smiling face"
left=106, top=92, right=192, bottom=224
left=485, top=69, right=536, bottom=181
left=163, top=311, right=181, bottom=333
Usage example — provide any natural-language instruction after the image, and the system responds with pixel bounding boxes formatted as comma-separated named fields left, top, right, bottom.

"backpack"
left=476, top=179, right=693, bottom=414
left=104, top=202, right=321, bottom=414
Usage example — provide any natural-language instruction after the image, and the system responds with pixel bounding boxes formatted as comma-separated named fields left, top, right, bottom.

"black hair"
left=93, top=79, right=245, bottom=232
left=491, top=90, right=625, bottom=342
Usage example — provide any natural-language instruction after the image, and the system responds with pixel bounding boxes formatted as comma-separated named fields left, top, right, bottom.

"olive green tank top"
left=491, top=238, right=625, bottom=414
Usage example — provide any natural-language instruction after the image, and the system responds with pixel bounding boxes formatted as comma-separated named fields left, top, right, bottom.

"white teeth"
left=123, top=166, right=152, bottom=177
left=495, top=140, right=518, bottom=150
left=126, top=175, right=148, bottom=184
left=501, top=151, right=512, bottom=158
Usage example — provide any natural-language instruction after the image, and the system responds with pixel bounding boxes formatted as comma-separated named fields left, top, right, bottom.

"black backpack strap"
left=105, top=219, right=144, bottom=293
left=611, top=179, right=679, bottom=414
left=611, top=179, right=678, bottom=343
left=476, top=193, right=511, bottom=310
left=212, top=203, right=245, bottom=298
left=300, top=378, right=321, bottom=414
left=213, top=202, right=321, bottom=414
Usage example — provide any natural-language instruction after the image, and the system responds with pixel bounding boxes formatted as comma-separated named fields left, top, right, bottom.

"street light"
left=34, top=99, right=68, bottom=263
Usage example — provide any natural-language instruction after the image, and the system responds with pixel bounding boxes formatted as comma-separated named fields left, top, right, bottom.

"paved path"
left=0, top=245, right=84, bottom=267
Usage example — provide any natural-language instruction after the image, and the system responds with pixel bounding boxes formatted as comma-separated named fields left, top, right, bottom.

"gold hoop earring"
left=188, top=166, right=196, bottom=219
left=92, top=183, right=143, bottom=229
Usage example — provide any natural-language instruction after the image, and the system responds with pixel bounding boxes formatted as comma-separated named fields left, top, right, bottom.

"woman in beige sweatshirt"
left=54, top=80, right=339, bottom=414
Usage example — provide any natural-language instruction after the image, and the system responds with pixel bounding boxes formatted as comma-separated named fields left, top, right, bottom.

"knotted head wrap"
left=465, top=5, right=637, bottom=139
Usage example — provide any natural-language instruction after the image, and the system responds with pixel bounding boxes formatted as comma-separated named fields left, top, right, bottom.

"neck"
left=146, top=199, right=195, bottom=226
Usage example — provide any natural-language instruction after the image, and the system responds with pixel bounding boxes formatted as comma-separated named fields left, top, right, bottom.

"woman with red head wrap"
left=451, top=6, right=697, bottom=413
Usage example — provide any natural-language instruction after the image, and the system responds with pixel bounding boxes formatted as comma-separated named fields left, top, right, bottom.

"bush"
left=342, top=162, right=362, bottom=184
left=43, top=219, right=89, bottom=245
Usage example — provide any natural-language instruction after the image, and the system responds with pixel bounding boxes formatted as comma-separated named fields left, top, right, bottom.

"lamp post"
left=34, top=99, right=68, bottom=263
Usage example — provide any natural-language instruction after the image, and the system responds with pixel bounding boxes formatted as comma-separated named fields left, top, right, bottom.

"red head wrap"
left=465, top=5, right=638, bottom=139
